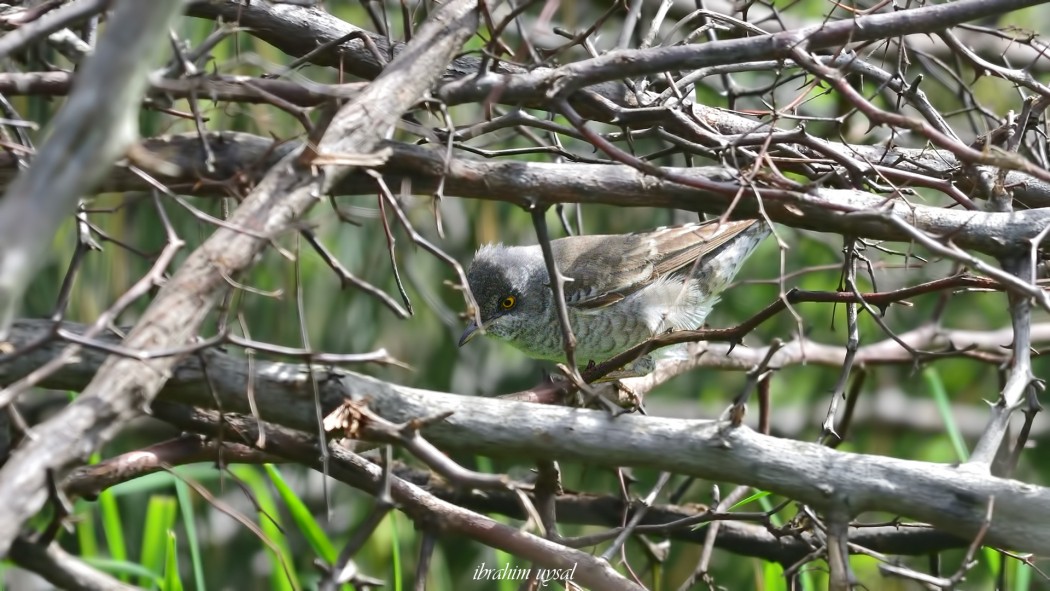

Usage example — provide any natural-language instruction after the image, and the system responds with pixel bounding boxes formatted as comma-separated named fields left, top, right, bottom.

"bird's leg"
left=593, top=354, right=656, bottom=381
left=611, top=380, right=647, bottom=415
left=560, top=359, right=625, bottom=413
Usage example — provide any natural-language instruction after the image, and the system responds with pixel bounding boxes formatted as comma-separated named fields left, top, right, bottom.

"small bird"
left=459, top=219, right=769, bottom=371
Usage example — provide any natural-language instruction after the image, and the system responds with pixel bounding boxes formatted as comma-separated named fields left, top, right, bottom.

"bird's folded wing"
left=649, top=219, right=760, bottom=278
left=552, top=219, right=759, bottom=310
left=551, top=233, right=655, bottom=309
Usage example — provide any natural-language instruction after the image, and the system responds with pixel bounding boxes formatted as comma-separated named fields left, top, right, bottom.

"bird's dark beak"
left=459, top=320, right=482, bottom=347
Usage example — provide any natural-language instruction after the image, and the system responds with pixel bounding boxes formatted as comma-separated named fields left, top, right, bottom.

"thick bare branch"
left=8, top=535, right=140, bottom=591
left=0, top=0, right=108, bottom=59
left=0, top=0, right=480, bottom=556
left=0, top=0, right=188, bottom=338
left=2, top=319, right=1049, bottom=554
left=156, top=403, right=645, bottom=591
left=1, top=133, right=1045, bottom=257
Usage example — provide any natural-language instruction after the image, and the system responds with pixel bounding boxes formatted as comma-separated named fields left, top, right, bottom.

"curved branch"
left=0, top=0, right=480, bottom=557
left=2, top=319, right=1049, bottom=554
left=8, top=535, right=140, bottom=591
left=0, top=0, right=187, bottom=338
left=61, top=434, right=971, bottom=565
left=155, top=403, right=644, bottom=591
left=1, top=133, right=1045, bottom=257
left=182, top=0, right=1050, bottom=208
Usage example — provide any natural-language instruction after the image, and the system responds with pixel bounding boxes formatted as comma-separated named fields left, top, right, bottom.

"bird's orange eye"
left=500, top=296, right=516, bottom=310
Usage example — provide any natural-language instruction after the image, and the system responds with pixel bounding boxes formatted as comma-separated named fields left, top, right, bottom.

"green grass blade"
left=139, top=495, right=178, bottom=587
left=174, top=477, right=206, bottom=591
left=232, top=466, right=299, bottom=591
left=924, top=368, right=969, bottom=461
left=1012, top=555, right=1033, bottom=591
left=75, top=499, right=100, bottom=559
left=98, top=486, right=128, bottom=581
left=82, top=557, right=163, bottom=585
left=389, top=512, right=402, bottom=591
left=731, top=490, right=772, bottom=510
left=162, top=531, right=184, bottom=591
left=264, top=464, right=336, bottom=563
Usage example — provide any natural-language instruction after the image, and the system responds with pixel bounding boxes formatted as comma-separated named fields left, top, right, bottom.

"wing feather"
left=552, top=219, right=760, bottom=309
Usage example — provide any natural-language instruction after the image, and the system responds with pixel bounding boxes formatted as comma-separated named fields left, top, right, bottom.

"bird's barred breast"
left=513, top=277, right=715, bottom=363
left=571, top=304, right=653, bottom=361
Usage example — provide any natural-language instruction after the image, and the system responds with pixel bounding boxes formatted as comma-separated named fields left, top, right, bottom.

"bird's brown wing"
left=553, top=219, right=761, bottom=310
left=648, top=219, right=761, bottom=277
left=550, top=233, right=656, bottom=309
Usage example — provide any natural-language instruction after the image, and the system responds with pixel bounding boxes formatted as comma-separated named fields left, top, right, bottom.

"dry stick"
left=969, top=255, right=1038, bottom=466
left=179, top=3, right=1050, bottom=207
left=4, top=318, right=1047, bottom=556
left=33, top=316, right=404, bottom=368
left=726, top=339, right=785, bottom=426
left=828, top=52, right=959, bottom=142
left=49, top=209, right=98, bottom=321
left=617, top=0, right=645, bottom=51
left=874, top=213, right=1050, bottom=313
left=412, top=531, right=438, bottom=591
left=186, top=0, right=1043, bottom=108
left=354, top=405, right=513, bottom=491
left=320, top=445, right=395, bottom=590
left=55, top=441, right=979, bottom=563
left=939, top=30, right=1050, bottom=100
left=534, top=459, right=563, bottom=538
left=947, top=498, right=996, bottom=587
left=676, top=485, right=754, bottom=591
left=878, top=498, right=995, bottom=587
left=0, top=0, right=187, bottom=339
left=0, top=0, right=108, bottom=59
left=225, top=334, right=402, bottom=366
left=438, top=0, right=1049, bottom=109
left=639, top=0, right=675, bottom=51
left=0, top=195, right=186, bottom=408
left=580, top=275, right=1002, bottom=387
left=790, top=45, right=1050, bottom=188
left=63, top=436, right=277, bottom=499
left=519, top=320, right=1049, bottom=410
left=38, top=324, right=402, bottom=367
left=826, top=511, right=856, bottom=591
left=367, top=171, right=480, bottom=328
left=783, top=506, right=832, bottom=580
left=158, top=402, right=645, bottom=591
left=7, top=129, right=1050, bottom=255
left=375, top=195, right=414, bottom=315
left=169, top=462, right=300, bottom=585
left=529, top=206, right=588, bottom=392
left=300, top=228, right=410, bottom=318
left=0, top=0, right=480, bottom=556
left=829, top=369, right=867, bottom=449
left=293, top=234, right=331, bottom=514
left=550, top=81, right=1044, bottom=288
left=8, top=534, right=140, bottom=591
left=167, top=30, right=217, bottom=173
left=600, top=471, right=672, bottom=562
left=235, top=314, right=265, bottom=449
left=821, top=239, right=860, bottom=442
left=756, top=375, right=772, bottom=435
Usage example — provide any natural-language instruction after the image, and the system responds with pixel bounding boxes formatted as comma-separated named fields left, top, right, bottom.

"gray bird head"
left=459, top=244, right=548, bottom=347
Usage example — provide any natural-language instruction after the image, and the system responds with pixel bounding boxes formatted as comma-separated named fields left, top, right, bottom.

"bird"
left=458, top=219, right=769, bottom=372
